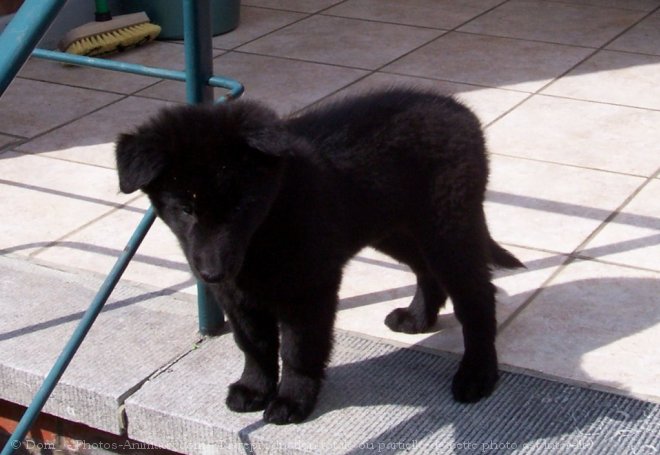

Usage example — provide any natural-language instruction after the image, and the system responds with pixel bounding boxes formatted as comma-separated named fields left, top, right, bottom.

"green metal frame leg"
left=0, top=0, right=67, bottom=96
left=0, top=208, right=157, bottom=455
left=183, top=0, right=226, bottom=335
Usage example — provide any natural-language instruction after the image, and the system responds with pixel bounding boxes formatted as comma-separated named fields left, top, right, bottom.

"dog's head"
left=115, top=101, right=295, bottom=283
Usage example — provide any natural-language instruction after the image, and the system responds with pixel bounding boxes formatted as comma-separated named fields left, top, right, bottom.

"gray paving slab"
left=125, top=331, right=660, bottom=455
left=0, top=255, right=200, bottom=434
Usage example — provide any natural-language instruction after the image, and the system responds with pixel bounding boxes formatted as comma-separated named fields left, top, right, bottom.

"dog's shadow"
left=299, top=276, right=660, bottom=454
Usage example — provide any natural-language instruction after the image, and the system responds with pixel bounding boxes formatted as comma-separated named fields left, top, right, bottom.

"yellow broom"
left=59, top=0, right=161, bottom=56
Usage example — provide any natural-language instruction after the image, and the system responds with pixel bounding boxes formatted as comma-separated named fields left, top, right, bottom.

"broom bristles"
left=60, top=12, right=161, bottom=57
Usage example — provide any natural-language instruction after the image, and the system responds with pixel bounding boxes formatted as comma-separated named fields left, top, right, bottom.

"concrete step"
left=0, top=255, right=200, bottom=434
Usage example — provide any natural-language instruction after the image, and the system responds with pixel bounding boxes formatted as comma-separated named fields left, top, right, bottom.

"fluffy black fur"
left=115, top=88, right=524, bottom=425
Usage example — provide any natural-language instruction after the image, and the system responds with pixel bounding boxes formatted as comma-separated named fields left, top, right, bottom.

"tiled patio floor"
left=1, top=0, right=659, bottom=441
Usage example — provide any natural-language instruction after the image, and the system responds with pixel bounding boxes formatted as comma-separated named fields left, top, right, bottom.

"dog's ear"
left=115, top=133, right=166, bottom=193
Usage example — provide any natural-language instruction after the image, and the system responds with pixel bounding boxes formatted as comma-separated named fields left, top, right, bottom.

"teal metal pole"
left=0, top=0, right=67, bottom=96
left=183, top=0, right=226, bottom=335
left=183, top=0, right=214, bottom=105
left=0, top=208, right=156, bottom=455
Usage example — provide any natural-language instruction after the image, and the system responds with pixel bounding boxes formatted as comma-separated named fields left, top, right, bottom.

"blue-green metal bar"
left=0, top=0, right=67, bottom=96
left=0, top=208, right=157, bottom=455
left=183, top=0, right=214, bottom=105
left=196, top=282, right=226, bottom=336
left=183, top=0, right=226, bottom=335
left=31, top=48, right=244, bottom=101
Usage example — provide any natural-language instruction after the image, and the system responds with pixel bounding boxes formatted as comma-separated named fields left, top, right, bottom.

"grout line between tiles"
left=239, top=4, right=314, bottom=14
left=498, top=256, right=572, bottom=334
left=218, top=48, right=377, bottom=71
left=451, top=28, right=599, bottom=51
left=241, top=1, right=347, bottom=15
left=374, top=70, right=533, bottom=94
left=213, top=10, right=315, bottom=52
left=318, top=12, right=448, bottom=31
left=524, top=92, right=660, bottom=114
left=488, top=150, right=654, bottom=179
left=305, top=0, right=351, bottom=14
left=597, top=47, right=660, bottom=60
left=571, top=255, right=660, bottom=275
left=543, top=0, right=660, bottom=13
left=128, top=78, right=174, bottom=100
left=16, top=73, right=143, bottom=97
left=8, top=88, right=131, bottom=150
left=7, top=147, right=118, bottom=172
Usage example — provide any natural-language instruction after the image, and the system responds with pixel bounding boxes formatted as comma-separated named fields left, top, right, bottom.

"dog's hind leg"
left=375, top=236, right=447, bottom=334
left=418, top=223, right=499, bottom=403
left=264, top=284, right=339, bottom=424
left=221, top=292, right=280, bottom=413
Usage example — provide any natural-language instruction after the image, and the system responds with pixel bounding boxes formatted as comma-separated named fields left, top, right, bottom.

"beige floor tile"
left=459, top=0, right=645, bottom=47
left=330, top=72, right=529, bottom=125
left=0, top=78, right=121, bottom=138
left=324, top=0, right=503, bottom=29
left=608, top=11, right=660, bottom=55
left=16, top=97, right=174, bottom=169
left=237, top=15, right=442, bottom=70
left=33, top=197, right=196, bottom=296
left=497, top=260, right=660, bottom=402
left=212, top=6, right=306, bottom=49
left=579, top=179, right=660, bottom=272
left=336, top=246, right=566, bottom=354
left=18, top=42, right=195, bottom=95
left=383, top=32, right=593, bottom=92
left=487, top=95, right=660, bottom=176
left=139, top=52, right=367, bottom=115
left=242, top=0, right=345, bottom=13
left=485, top=155, right=645, bottom=253
left=0, top=152, right=133, bottom=254
left=543, top=50, right=660, bottom=110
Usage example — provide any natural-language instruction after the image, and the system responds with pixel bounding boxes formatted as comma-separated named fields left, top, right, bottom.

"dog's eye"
left=181, top=204, right=194, bottom=215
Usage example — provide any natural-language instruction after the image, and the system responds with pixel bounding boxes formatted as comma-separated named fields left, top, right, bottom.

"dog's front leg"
left=220, top=291, right=280, bottom=413
left=264, top=288, right=338, bottom=425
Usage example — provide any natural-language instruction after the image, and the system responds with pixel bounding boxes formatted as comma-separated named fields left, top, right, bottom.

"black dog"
left=115, top=88, right=523, bottom=425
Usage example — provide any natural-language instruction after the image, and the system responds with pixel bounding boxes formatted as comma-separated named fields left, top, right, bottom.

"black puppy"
left=115, top=88, right=523, bottom=425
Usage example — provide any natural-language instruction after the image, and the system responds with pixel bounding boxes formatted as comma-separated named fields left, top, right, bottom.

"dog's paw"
left=263, top=396, right=313, bottom=425
left=226, top=383, right=274, bottom=412
left=384, top=308, right=431, bottom=334
left=451, top=361, right=499, bottom=403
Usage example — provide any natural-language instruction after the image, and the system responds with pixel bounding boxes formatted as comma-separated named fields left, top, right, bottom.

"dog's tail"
left=489, top=238, right=525, bottom=269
